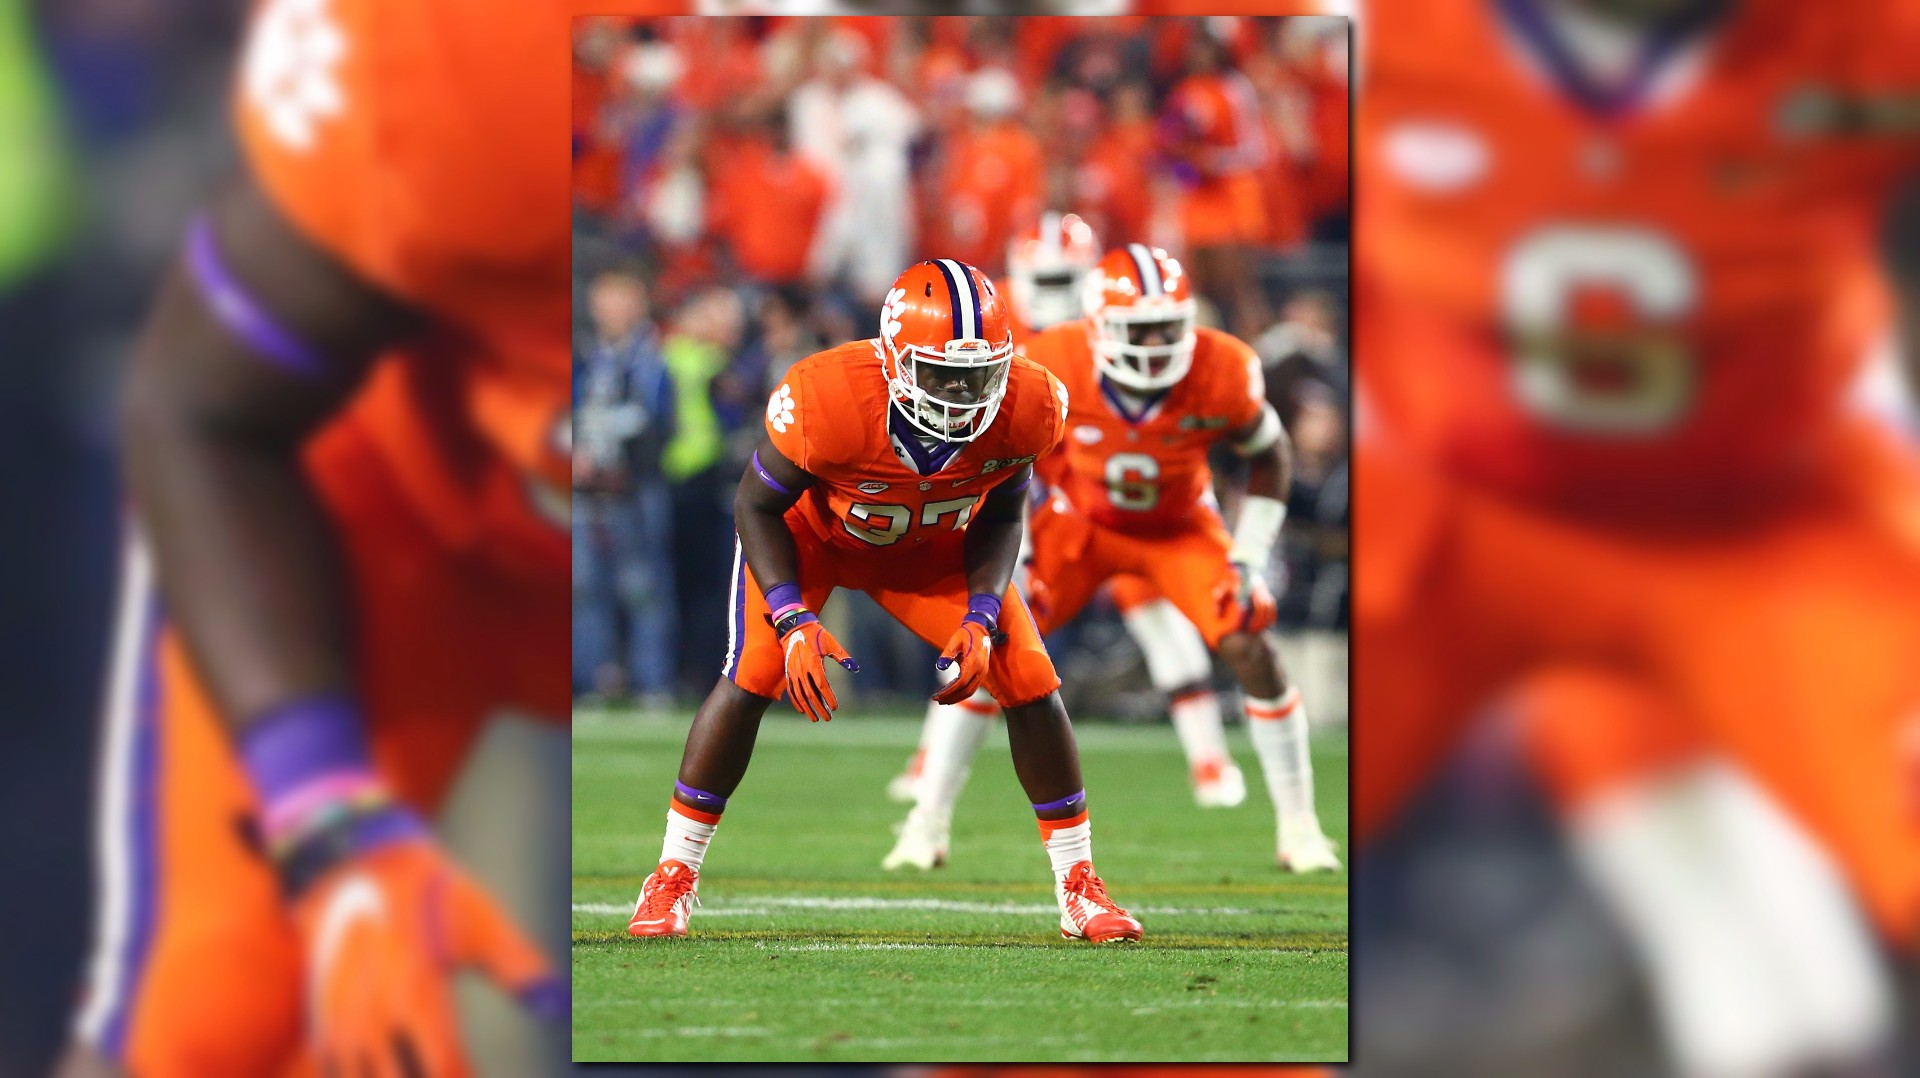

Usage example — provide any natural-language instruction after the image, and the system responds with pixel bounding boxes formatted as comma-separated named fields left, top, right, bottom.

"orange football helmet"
left=1084, top=243, right=1198, bottom=391
left=1008, top=211, right=1099, bottom=331
left=881, top=259, right=1015, bottom=443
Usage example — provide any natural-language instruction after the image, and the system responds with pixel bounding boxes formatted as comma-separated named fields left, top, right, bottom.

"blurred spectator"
left=1072, top=81, right=1158, bottom=249
left=1278, top=385, right=1348, bottom=629
left=570, top=20, right=625, bottom=216
left=1162, top=27, right=1272, bottom=339
left=1256, top=288, right=1349, bottom=422
left=707, top=107, right=832, bottom=288
left=573, top=268, right=678, bottom=705
left=921, top=67, right=1043, bottom=276
left=663, top=287, right=748, bottom=689
left=789, top=27, right=920, bottom=305
left=736, top=287, right=823, bottom=400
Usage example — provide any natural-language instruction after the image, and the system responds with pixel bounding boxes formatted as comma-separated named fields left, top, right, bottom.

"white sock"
left=1170, top=690, right=1232, bottom=772
left=661, top=803, right=719, bottom=870
left=1041, top=816, right=1092, bottom=879
left=1566, top=761, right=1890, bottom=1077
left=1246, top=689, right=1321, bottom=834
left=912, top=685, right=997, bottom=829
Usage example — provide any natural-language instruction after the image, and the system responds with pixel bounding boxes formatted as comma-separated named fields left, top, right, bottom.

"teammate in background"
left=1354, top=0, right=1920, bottom=1072
left=889, top=214, right=1251, bottom=814
left=885, top=244, right=1339, bottom=874
left=627, top=259, right=1143, bottom=945
left=61, top=2, right=570, bottom=1076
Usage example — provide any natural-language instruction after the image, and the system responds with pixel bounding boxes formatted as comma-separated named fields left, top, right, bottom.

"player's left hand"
left=933, top=619, right=994, bottom=704
left=1218, top=560, right=1278, bottom=634
left=294, top=838, right=565, bottom=1077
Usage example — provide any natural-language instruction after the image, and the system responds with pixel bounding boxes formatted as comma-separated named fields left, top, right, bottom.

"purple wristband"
left=238, top=693, right=376, bottom=804
left=752, top=451, right=795, bottom=496
left=186, top=215, right=330, bottom=379
left=964, top=593, right=1002, bottom=633
left=764, top=582, right=802, bottom=615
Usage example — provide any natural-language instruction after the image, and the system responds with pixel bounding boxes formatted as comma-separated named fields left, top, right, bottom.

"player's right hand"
left=1218, top=560, right=1279, bottom=635
left=295, top=838, right=565, bottom=1077
left=777, top=611, right=858, bottom=722
left=933, top=619, right=994, bottom=704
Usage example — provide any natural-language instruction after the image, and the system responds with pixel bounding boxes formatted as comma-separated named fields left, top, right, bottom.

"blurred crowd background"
left=568, top=14, right=1353, bottom=720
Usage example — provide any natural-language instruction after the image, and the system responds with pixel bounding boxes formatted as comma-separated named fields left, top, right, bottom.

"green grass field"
left=572, top=708, right=1348, bottom=1063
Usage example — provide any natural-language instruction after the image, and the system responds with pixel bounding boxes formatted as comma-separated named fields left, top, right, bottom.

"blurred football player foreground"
left=885, top=223, right=1339, bottom=876
left=1355, top=0, right=1920, bottom=1074
left=60, top=0, right=582, bottom=1075
left=627, top=258, right=1145, bottom=945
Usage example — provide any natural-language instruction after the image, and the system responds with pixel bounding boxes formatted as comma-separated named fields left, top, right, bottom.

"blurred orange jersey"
left=239, top=0, right=577, bottom=578
left=766, top=339, right=1069, bottom=554
left=1358, top=0, right=1920, bottom=510
left=1028, top=324, right=1265, bottom=533
left=1168, top=72, right=1270, bottom=178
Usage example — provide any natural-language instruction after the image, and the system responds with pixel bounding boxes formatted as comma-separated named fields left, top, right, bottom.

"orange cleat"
left=627, top=859, right=699, bottom=938
left=1055, top=861, right=1143, bottom=942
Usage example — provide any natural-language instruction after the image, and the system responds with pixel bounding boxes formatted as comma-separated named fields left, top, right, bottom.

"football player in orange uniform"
left=626, top=258, right=1143, bottom=945
left=888, top=215, right=1253, bottom=819
left=61, top=2, right=573, bottom=1076
left=1355, top=0, right=1920, bottom=1071
left=886, top=244, right=1340, bottom=875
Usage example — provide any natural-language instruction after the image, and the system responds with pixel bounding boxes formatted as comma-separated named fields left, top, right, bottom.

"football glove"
left=294, top=836, right=564, bottom=1078
left=933, top=617, right=995, bottom=705
left=1217, top=559, right=1278, bottom=635
left=775, top=609, right=858, bottom=722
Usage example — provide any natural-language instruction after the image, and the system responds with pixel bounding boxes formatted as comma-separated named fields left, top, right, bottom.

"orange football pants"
left=1026, top=495, right=1248, bottom=648
left=1354, top=421, right=1920, bottom=944
left=723, top=532, right=1060, bottom=709
left=77, top=423, right=568, bottom=1076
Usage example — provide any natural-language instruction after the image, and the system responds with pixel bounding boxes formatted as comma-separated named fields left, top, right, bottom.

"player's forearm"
left=963, top=515, right=1024, bottom=600
left=121, top=290, right=354, bottom=730
left=736, top=501, right=804, bottom=599
left=964, top=472, right=1030, bottom=600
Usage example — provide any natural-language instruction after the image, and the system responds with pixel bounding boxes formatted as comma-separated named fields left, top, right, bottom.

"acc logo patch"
left=1382, top=120, right=1488, bottom=193
left=857, top=481, right=889, bottom=494
left=1073, top=425, right=1104, bottom=445
left=1178, top=415, right=1230, bottom=431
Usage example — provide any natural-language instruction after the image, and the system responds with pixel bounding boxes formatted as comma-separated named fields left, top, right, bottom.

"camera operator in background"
left=574, top=267, right=678, bottom=707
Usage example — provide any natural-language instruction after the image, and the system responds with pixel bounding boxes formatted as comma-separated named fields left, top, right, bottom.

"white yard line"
left=573, top=895, right=1281, bottom=917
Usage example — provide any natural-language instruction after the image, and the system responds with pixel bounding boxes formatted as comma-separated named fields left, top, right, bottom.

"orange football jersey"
left=238, top=0, right=582, bottom=577
left=766, top=339, right=1069, bottom=554
left=1028, top=324, right=1265, bottom=533
left=1358, top=0, right=1920, bottom=509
